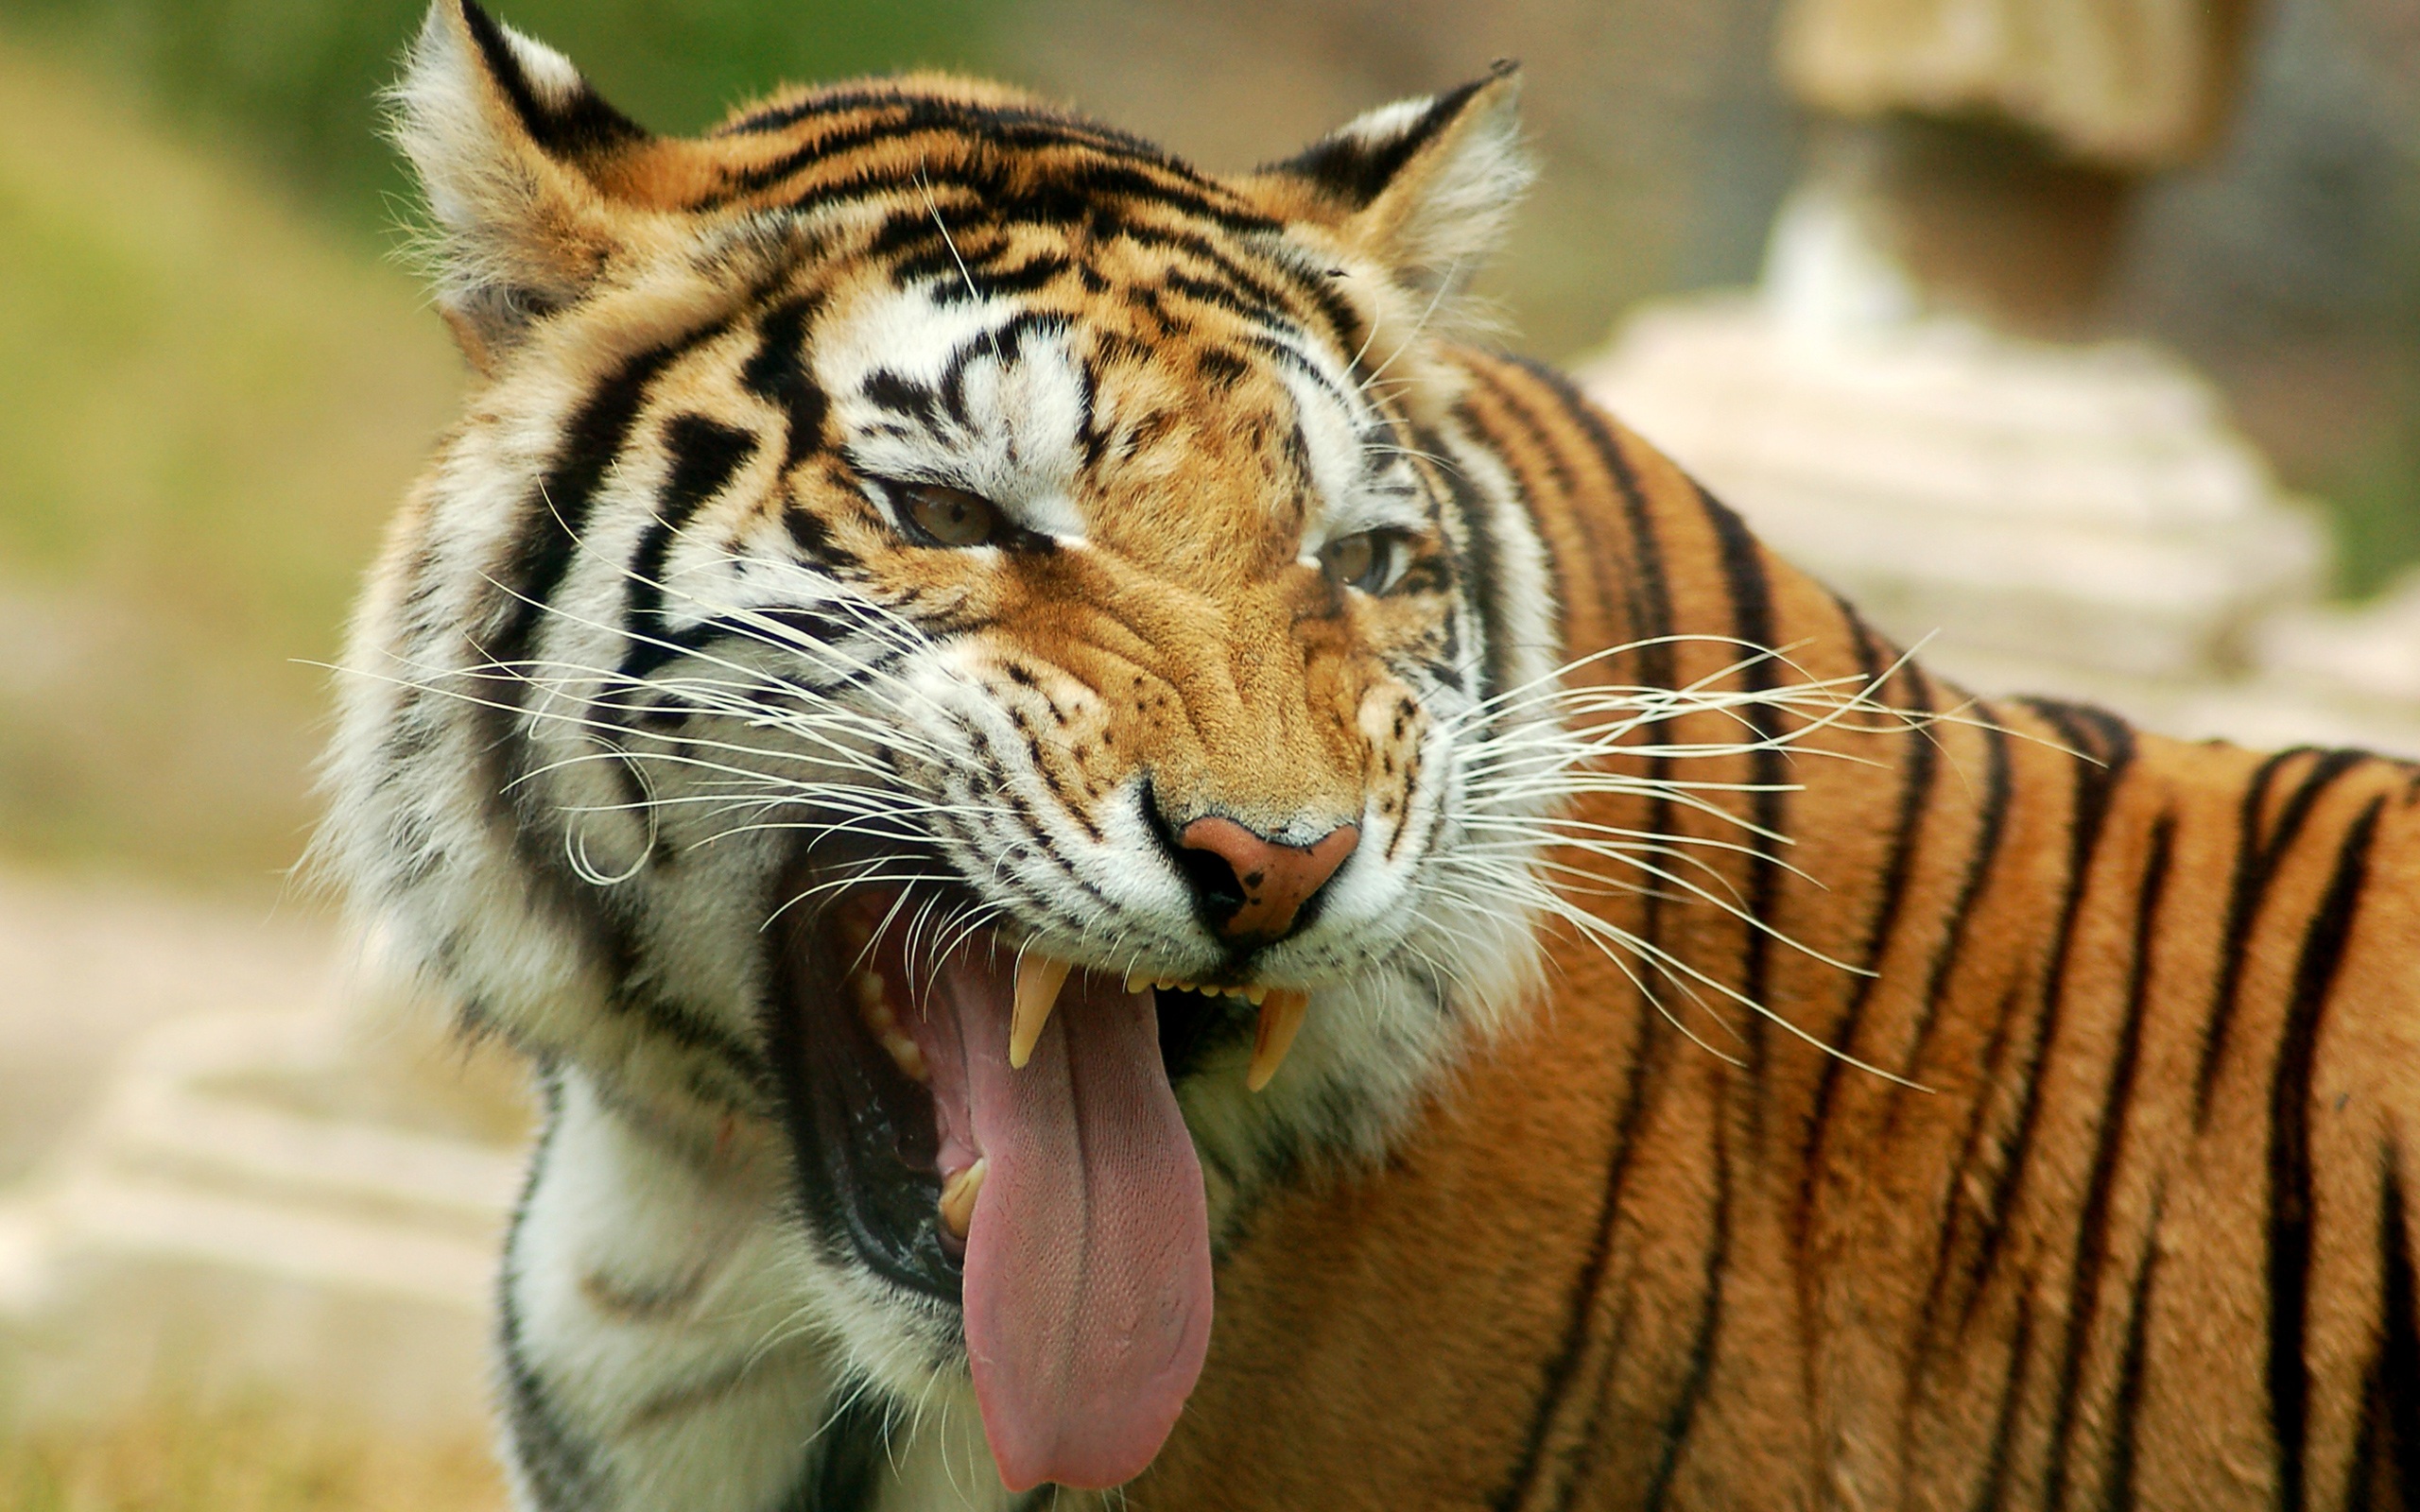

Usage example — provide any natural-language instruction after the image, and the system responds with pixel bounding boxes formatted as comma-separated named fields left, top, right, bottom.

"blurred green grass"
left=0, top=30, right=462, bottom=889
left=7, top=0, right=1003, bottom=241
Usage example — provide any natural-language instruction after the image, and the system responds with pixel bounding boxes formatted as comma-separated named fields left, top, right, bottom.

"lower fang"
left=1247, top=989, right=1311, bottom=1092
left=939, top=1158, right=987, bottom=1240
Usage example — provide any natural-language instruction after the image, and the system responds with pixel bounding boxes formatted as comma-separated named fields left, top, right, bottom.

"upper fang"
left=1010, top=954, right=1074, bottom=1069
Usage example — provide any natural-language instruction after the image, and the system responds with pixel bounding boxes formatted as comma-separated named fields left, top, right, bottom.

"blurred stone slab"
left=1577, top=193, right=2420, bottom=760
left=0, top=871, right=344, bottom=1185
left=0, top=981, right=525, bottom=1432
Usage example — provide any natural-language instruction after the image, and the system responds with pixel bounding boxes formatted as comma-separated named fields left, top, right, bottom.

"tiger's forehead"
left=790, top=213, right=1408, bottom=560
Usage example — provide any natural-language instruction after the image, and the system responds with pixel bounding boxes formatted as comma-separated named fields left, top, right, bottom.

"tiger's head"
left=325, top=1, right=1560, bottom=1489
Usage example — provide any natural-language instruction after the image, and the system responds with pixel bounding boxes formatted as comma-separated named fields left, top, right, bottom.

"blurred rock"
left=1777, top=0, right=2254, bottom=169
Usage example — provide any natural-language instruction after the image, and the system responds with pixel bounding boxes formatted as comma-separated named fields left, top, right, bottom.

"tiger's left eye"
left=1320, top=530, right=1405, bottom=594
left=898, top=484, right=1001, bottom=548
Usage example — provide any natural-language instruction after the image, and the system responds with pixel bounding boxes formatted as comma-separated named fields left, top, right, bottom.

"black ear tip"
left=1487, top=57, right=1520, bottom=77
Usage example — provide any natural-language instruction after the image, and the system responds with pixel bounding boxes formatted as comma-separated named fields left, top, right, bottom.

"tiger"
left=320, top=2, right=2420, bottom=1507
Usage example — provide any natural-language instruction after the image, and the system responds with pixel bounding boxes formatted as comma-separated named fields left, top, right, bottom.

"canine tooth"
left=1246, top=985, right=1269, bottom=1006
left=939, top=1159, right=987, bottom=1240
left=1010, top=954, right=1074, bottom=1070
left=1125, top=969, right=1150, bottom=993
left=1246, top=989, right=1311, bottom=1092
left=851, top=970, right=886, bottom=1009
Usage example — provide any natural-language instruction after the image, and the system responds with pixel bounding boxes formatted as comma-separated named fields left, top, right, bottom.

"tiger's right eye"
left=897, top=484, right=1001, bottom=548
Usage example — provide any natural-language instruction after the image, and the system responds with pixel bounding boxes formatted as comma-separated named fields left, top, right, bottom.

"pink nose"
left=1176, top=817, right=1360, bottom=943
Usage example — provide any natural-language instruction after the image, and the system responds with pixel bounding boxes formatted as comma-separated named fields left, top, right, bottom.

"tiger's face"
left=329, top=2, right=1555, bottom=1491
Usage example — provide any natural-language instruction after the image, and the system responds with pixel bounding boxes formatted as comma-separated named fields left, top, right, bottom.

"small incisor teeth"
left=1009, top=954, right=1073, bottom=1070
left=848, top=971, right=925, bottom=1083
left=1246, top=989, right=1311, bottom=1092
left=939, top=1158, right=987, bottom=1240
left=883, top=1024, right=928, bottom=1083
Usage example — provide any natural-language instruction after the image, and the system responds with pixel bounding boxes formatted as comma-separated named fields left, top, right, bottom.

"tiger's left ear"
left=1252, top=65, right=1532, bottom=306
left=388, top=1, right=657, bottom=370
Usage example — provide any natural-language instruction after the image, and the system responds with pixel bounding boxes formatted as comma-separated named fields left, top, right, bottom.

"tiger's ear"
left=388, top=0, right=653, bottom=369
left=1253, top=66, right=1532, bottom=307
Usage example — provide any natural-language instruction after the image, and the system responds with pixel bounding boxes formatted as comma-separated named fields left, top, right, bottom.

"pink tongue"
left=936, top=961, right=1212, bottom=1491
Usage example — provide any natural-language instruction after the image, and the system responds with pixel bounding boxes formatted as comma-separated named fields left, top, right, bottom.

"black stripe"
left=1266, top=74, right=1497, bottom=208
left=1798, top=661, right=1938, bottom=1236
left=1700, top=484, right=1786, bottom=1126
left=1415, top=423, right=1512, bottom=712
left=1639, top=1112, right=1732, bottom=1512
left=719, top=85, right=1172, bottom=157
left=2042, top=811, right=2174, bottom=1512
left=1956, top=700, right=2135, bottom=1329
left=1169, top=267, right=1287, bottom=328
left=2356, top=1143, right=2420, bottom=1506
left=620, top=415, right=760, bottom=682
left=1907, top=973, right=2025, bottom=1440
left=764, top=153, right=1280, bottom=245
left=2102, top=1188, right=2165, bottom=1511
left=773, top=1384, right=894, bottom=1512
left=1503, top=357, right=1674, bottom=650
left=496, top=1070, right=609, bottom=1511
left=1497, top=363, right=1685, bottom=981
left=1892, top=714, right=2015, bottom=1092
left=2267, top=795, right=2385, bottom=1512
left=486, top=325, right=728, bottom=705
left=457, top=0, right=645, bottom=160
left=2196, top=747, right=2369, bottom=1125
left=709, top=94, right=1206, bottom=196
left=1489, top=925, right=1678, bottom=1512
left=1479, top=356, right=1685, bottom=1512
left=1971, top=1290, right=2038, bottom=1512
left=740, top=295, right=830, bottom=474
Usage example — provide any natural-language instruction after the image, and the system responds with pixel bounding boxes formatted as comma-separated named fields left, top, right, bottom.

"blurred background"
left=0, top=0, right=2410, bottom=1505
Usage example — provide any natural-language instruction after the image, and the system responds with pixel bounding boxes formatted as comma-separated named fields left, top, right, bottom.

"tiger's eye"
left=900, top=484, right=1000, bottom=548
left=1320, top=530, right=1396, bottom=593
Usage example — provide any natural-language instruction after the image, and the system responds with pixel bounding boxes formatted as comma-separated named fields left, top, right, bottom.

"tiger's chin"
left=764, top=856, right=1283, bottom=1490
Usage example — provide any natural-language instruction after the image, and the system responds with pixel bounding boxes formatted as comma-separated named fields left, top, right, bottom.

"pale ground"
left=0, top=869, right=343, bottom=1184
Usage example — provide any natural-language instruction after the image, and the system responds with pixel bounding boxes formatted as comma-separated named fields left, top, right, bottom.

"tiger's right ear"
left=1250, top=65, right=1531, bottom=318
left=388, top=1, right=653, bottom=369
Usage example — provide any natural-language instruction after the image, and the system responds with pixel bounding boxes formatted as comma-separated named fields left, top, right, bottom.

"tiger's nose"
left=1173, top=816, right=1360, bottom=945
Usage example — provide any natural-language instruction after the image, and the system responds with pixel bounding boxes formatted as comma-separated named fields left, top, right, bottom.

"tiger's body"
left=322, top=5, right=2420, bottom=1507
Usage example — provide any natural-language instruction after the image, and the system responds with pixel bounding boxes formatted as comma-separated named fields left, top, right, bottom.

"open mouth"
left=768, top=863, right=1313, bottom=1491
